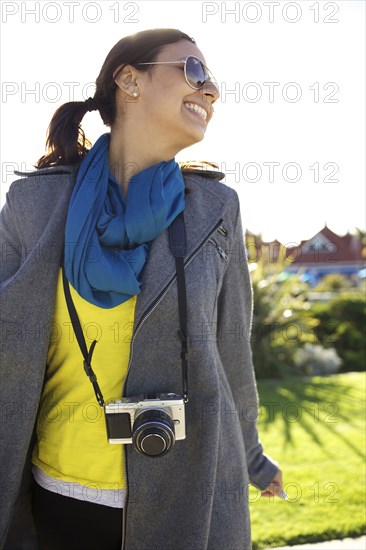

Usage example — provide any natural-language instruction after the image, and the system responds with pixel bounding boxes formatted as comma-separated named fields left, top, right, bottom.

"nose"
left=202, top=79, right=220, bottom=103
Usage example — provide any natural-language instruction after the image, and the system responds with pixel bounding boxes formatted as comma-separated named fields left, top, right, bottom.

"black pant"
left=31, top=482, right=123, bottom=550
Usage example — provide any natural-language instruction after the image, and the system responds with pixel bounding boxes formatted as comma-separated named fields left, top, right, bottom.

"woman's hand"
left=261, top=468, right=284, bottom=498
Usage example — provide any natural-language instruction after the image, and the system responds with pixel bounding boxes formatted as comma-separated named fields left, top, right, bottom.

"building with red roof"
left=245, top=226, right=365, bottom=285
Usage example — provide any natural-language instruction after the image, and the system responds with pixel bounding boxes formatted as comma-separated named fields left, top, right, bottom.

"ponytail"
left=34, top=99, right=97, bottom=169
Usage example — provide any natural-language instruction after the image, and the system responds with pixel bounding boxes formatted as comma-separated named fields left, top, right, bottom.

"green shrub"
left=311, top=293, right=366, bottom=372
left=250, top=269, right=318, bottom=379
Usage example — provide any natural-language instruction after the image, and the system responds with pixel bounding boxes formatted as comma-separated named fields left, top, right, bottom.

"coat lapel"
left=134, top=174, right=226, bottom=328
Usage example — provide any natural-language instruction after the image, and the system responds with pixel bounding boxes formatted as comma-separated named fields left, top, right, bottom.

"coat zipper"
left=120, top=216, right=224, bottom=550
left=217, top=225, right=228, bottom=238
left=208, top=238, right=229, bottom=262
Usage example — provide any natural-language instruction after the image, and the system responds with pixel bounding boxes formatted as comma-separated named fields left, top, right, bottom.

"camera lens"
left=132, top=409, right=175, bottom=457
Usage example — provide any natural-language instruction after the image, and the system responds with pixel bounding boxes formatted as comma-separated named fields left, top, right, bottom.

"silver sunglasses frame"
left=136, top=55, right=217, bottom=90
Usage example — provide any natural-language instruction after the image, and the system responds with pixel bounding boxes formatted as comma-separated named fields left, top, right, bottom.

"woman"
left=0, top=29, right=283, bottom=550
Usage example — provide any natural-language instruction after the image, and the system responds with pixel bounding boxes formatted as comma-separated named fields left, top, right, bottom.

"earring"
left=131, top=83, right=140, bottom=97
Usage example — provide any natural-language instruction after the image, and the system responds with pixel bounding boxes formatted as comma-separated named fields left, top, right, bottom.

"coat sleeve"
left=216, top=191, right=280, bottom=491
left=0, top=187, right=22, bottom=285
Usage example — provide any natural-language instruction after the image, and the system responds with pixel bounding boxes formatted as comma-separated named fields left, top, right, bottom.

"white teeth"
left=184, top=102, right=207, bottom=121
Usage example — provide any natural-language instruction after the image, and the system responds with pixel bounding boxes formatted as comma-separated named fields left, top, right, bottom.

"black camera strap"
left=61, top=210, right=189, bottom=407
left=61, top=262, right=105, bottom=407
left=169, top=211, right=189, bottom=403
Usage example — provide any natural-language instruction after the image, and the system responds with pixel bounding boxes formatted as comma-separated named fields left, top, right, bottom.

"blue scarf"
left=64, top=133, right=185, bottom=308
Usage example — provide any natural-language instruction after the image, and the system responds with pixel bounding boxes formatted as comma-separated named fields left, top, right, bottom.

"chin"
left=179, top=112, right=207, bottom=146
left=170, top=120, right=207, bottom=152
left=184, top=128, right=206, bottom=147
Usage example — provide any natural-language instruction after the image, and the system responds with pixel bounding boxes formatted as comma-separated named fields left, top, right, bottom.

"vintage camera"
left=104, top=393, right=186, bottom=457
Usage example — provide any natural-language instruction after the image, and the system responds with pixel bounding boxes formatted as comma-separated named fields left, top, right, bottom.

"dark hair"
left=35, top=29, right=195, bottom=169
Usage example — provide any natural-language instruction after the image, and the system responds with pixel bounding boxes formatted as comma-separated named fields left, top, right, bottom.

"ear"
left=114, top=64, right=138, bottom=95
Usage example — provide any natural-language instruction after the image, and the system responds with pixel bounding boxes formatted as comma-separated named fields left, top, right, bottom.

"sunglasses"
left=136, top=55, right=218, bottom=91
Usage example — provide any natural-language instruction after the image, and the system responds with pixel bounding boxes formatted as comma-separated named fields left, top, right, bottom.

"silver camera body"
left=104, top=392, right=186, bottom=457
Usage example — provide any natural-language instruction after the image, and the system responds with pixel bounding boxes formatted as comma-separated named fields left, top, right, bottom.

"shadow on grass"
left=257, top=374, right=365, bottom=460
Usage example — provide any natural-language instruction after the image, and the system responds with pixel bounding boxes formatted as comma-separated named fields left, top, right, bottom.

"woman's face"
left=128, top=40, right=220, bottom=151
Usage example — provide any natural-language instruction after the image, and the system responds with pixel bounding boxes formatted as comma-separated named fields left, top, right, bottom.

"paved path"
left=269, top=535, right=366, bottom=549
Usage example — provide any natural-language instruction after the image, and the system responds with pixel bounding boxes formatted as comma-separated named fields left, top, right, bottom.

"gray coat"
left=0, top=164, right=279, bottom=550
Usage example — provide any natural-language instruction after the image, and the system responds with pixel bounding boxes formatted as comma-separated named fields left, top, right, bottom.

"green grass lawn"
left=250, top=372, right=366, bottom=549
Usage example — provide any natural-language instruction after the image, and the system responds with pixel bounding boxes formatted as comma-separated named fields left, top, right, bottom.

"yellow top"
left=32, top=268, right=136, bottom=491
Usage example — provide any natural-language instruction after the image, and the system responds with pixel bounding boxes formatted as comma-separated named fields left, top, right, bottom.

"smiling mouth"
left=184, top=102, right=208, bottom=122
